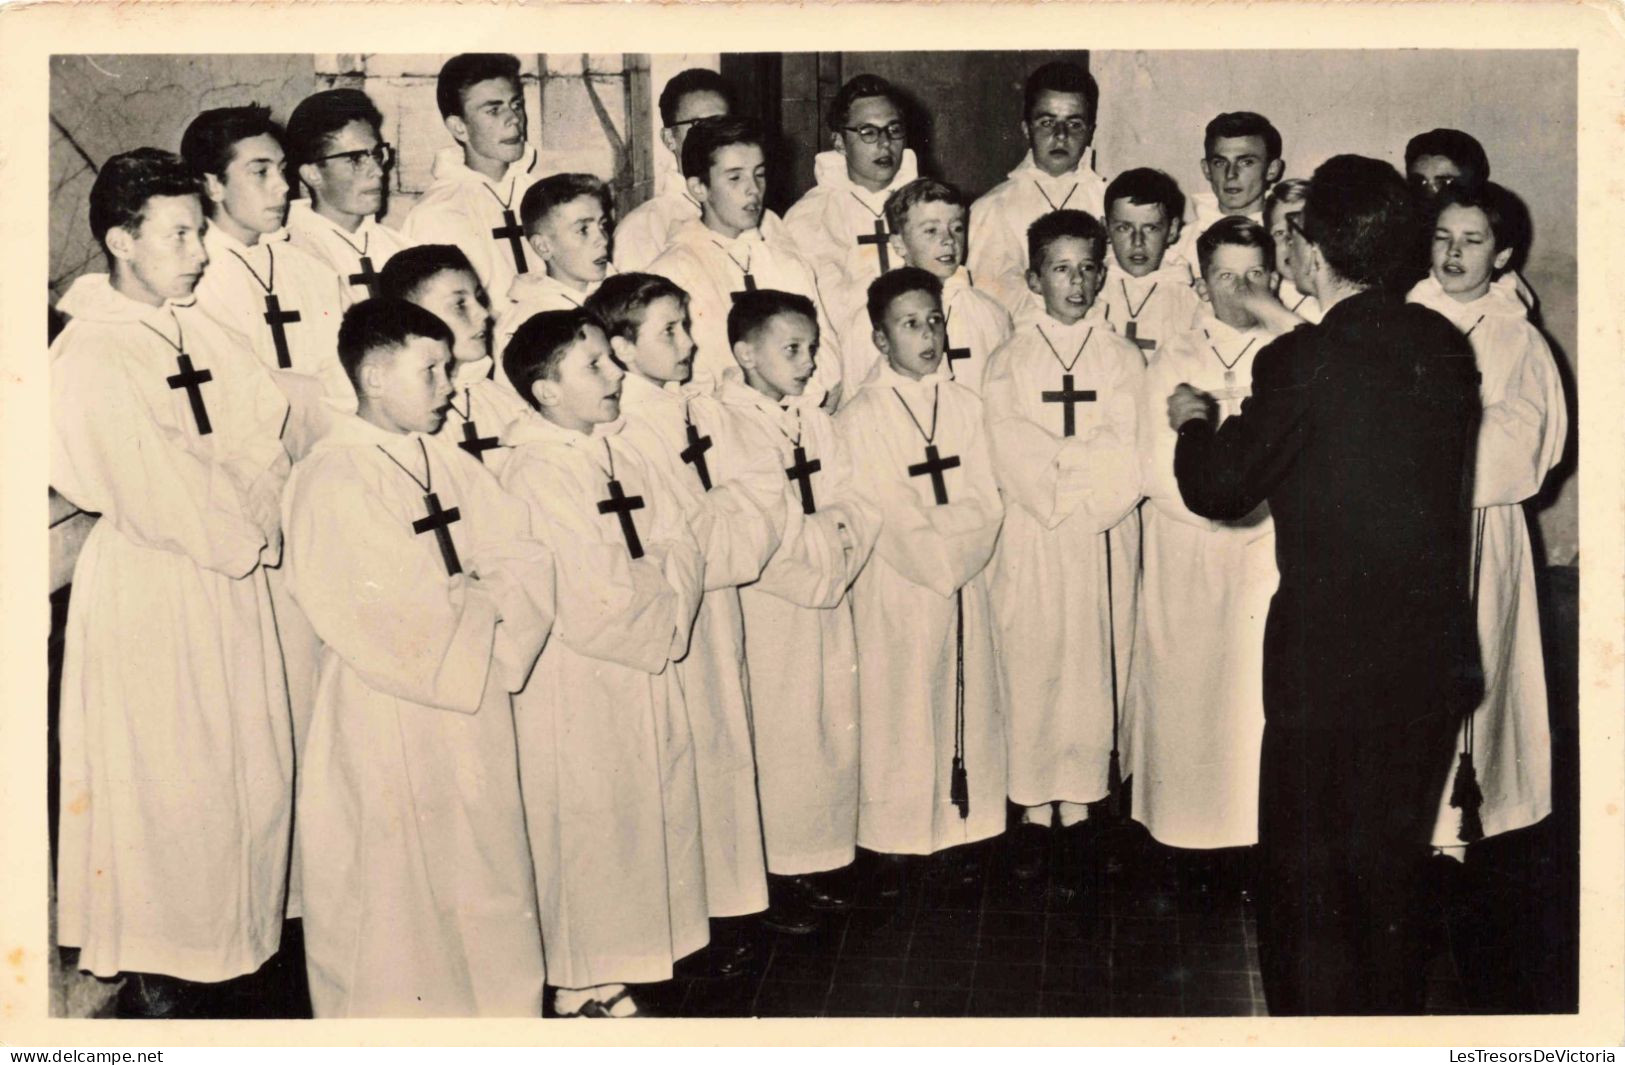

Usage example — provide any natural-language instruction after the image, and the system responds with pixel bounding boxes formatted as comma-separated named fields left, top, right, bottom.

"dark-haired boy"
left=969, top=61, right=1108, bottom=315
left=613, top=68, right=733, bottom=273
left=982, top=210, right=1142, bottom=876
left=785, top=74, right=921, bottom=324
left=282, top=297, right=554, bottom=1016
left=494, top=173, right=615, bottom=357
left=403, top=53, right=542, bottom=316
left=52, top=148, right=293, bottom=1010
left=718, top=289, right=881, bottom=918
left=648, top=117, right=842, bottom=403
left=500, top=309, right=709, bottom=1017
left=1170, top=112, right=1284, bottom=267
left=1097, top=167, right=1202, bottom=361
left=837, top=267, right=1006, bottom=873
left=285, top=88, right=409, bottom=304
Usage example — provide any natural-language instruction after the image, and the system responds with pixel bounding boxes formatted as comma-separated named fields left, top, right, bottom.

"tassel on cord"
left=951, top=588, right=970, bottom=819
left=1105, top=526, right=1125, bottom=821
left=1452, top=509, right=1490, bottom=844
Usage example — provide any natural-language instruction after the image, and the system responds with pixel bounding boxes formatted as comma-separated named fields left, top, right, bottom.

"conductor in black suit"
left=1167, top=154, right=1482, bottom=1016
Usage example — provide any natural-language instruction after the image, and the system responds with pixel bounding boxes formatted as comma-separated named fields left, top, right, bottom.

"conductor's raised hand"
left=1167, top=383, right=1215, bottom=431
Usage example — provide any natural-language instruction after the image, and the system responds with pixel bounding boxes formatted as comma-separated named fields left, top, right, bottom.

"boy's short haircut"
left=1022, top=61, right=1099, bottom=126
left=1197, top=215, right=1276, bottom=275
left=727, top=288, right=818, bottom=348
left=679, top=116, right=764, bottom=182
left=826, top=73, right=903, bottom=131
left=866, top=265, right=943, bottom=330
left=1404, top=128, right=1490, bottom=190
left=436, top=53, right=522, bottom=119
left=1264, top=177, right=1312, bottom=221
left=1203, top=111, right=1283, bottom=162
left=504, top=308, right=603, bottom=408
left=585, top=272, right=690, bottom=342
left=285, top=89, right=385, bottom=167
left=1299, top=154, right=1415, bottom=290
left=1433, top=181, right=1531, bottom=266
left=336, top=297, right=455, bottom=393
left=88, top=147, right=205, bottom=252
left=1103, top=167, right=1186, bottom=224
left=1026, top=208, right=1107, bottom=271
left=377, top=244, right=481, bottom=303
left=519, top=173, right=613, bottom=235
left=658, top=68, right=733, bottom=128
left=178, top=104, right=286, bottom=183
left=883, top=178, right=964, bottom=234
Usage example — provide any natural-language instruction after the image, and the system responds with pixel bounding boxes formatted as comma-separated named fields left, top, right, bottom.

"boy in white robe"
left=402, top=54, right=543, bottom=313
left=285, top=88, right=409, bottom=305
left=613, top=68, right=732, bottom=274
left=718, top=290, right=882, bottom=923
left=1169, top=112, right=1285, bottom=269
left=1097, top=168, right=1202, bottom=361
left=283, top=298, right=554, bottom=1017
left=1264, top=179, right=1323, bottom=324
left=838, top=268, right=1007, bottom=884
left=586, top=274, right=792, bottom=957
left=1131, top=216, right=1283, bottom=853
left=968, top=61, right=1108, bottom=316
left=982, top=210, right=1143, bottom=881
left=381, top=245, right=530, bottom=479
left=1408, top=183, right=1566, bottom=856
left=648, top=116, right=842, bottom=406
left=52, top=149, right=294, bottom=1016
left=784, top=74, right=922, bottom=325
left=837, top=179, right=1012, bottom=399
left=500, top=309, right=709, bottom=1017
left=493, top=173, right=613, bottom=359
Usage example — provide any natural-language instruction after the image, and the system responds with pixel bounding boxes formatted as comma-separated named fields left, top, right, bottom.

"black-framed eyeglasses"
left=842, top=122, right=906, bottom=144
left=314, top=143, right=395, bottom=171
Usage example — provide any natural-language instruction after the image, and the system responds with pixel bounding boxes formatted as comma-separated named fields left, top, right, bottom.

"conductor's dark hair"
left=179, top=105, right=287, bottom=190
left=337, top=298, right=454, bottom=393
left=1433, top=181, right=1531, bottom=266
left=585, top=272, right=690, bottom=342
left=728, top=288, right=818, bottom=348
left=867, top=266, right=943, bottom=330
left=1104, top=167, right=1186, bottom=224
left=286, top=89, right=384, bottom=167
left=1027, top=208, right=1107, bottom=271
left=884, top=178, right=964, bottom=234
left=504, top=309, right=605, bottom=408
left=1022, top=61, right=1099, bottom=126
left=1405, top=128, right=1491, bottom=191
left=680, top=116, right=764, bottom=182
left=88, top=148, right=205, bottom=252
left=659, top=68, right=733, bottom=128
left=436, top=53, right=522, bottom=119
left=1204, top=111, right=1283, bottom=162
left=1299, top=154, right=1417, bottom=290
left=520, top=173, right=613, bottom=233
left=1197, top=215, right=1276, bottom=276
left=377, top=244, right=483, bottom=304
left=826, top=73, right=903, bottom=132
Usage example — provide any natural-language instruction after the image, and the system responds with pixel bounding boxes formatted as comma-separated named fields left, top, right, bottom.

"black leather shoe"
left=115, top=972, right=192, bottom=1019
left=1011, top=821, right=1049, bottom=881
left=790, top=871, right=854, bottom=912
left=874, top=852, right=910, bottom=898
left=760, top=892, right=820, bottom=935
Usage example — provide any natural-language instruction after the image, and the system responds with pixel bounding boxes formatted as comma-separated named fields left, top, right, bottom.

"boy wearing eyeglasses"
left=785, top=74, right=921, bottom=325
left=286, top=88, right=408, bottom=306
left=968, top=61, right=1108, bottom=317
left=1168, top=112, right=1284, bottom=268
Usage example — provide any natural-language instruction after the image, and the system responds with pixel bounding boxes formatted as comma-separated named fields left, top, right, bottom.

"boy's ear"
left=871, top=327, right=892, bottom=355
left=685, top=175, right=709, bottom=206
left=1194, top=277, right=1212, bottom=304
left=297, top=162, right=324, bottom=200
left=1265, top=158, right=1285, bottom=185
left=660, top=126, right=680, bottom=157
left=525, top=227, right=551, bottom=259
left=104, top=225, right=137, bottom=264
left=444, top=113, right=470, bottom=149
left=1199, top=157, right=1214, bottom=185
left=201, top=172, right=228, bottom=210
left=1025, top=268, right=1043, bottom=296
left=731, top=339, right=757, bottom=371
left=831, top=129, right=847, bottom=155
left=607, top=333, right=638, bottom=367
left=1492, top=245, right=1515, bottom=273
left=888, top=231, right=909, bottom=263
left=357, top=353, right=386, bottom=398
left=1166, top=216, right=1184, bottom=245
left=530, top=376, right=561, bottom=410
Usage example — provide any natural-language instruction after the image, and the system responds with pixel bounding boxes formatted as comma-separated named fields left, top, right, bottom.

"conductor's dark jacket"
left=1174, top=287, right=1481, bottom=731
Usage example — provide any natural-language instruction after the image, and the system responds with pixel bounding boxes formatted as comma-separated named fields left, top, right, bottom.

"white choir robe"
left=982, top=315, right=1143, bottom=809
left=617, top=371, right=786, bottom=916
left=431, top=356, right=532, bottom=480
left=494, top=269, right=606, bottom=371
left=1096, top=255, right=1202, bottom=363
left=967, top=151, right=1109, bottom=316
left=402, top=145, right=544, bottom=310
left=784, top=149, right=921, bottom=325
left=649, top=217, right=843, bottom=402
left=835, top=267, right=1013, bottom=404
left=282, top=415, right=554, bottom=1017
left=715, top=379, right=882, bottom=874
left=285, top=198, right=409, bottom=306
left=1409, top=275, right=1568, bottom=847
left=1129, top=314, right=1280, bottom=849
left=500, top=412, right=711, bottom=987
left=838, top=367, right=1007, bottom=854
left=613, top=152, right=701, bottom=273
left=1167, top=192, right=1262, bottom=269
left=51, top=276, right=294, bottom=983
left=1275, top=275, right=1324, bottom=325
